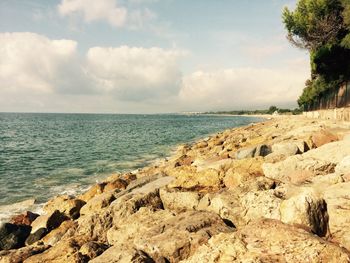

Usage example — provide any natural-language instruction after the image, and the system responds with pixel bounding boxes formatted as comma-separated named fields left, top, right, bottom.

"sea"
left=0, top=113, right=262, bottom=223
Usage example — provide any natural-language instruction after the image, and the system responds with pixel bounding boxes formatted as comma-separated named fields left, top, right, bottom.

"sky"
left=0, top=0, right=310, bottom=113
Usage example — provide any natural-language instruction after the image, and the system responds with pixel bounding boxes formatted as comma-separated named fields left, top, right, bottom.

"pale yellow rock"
left=0, top=245, right=49, bottom=263
left=42, top=220, right=77, bottom=246
left=44, top=195, right=85, bottom=220
left=159, top=188, right=201, bottom=212
left=165, top=166, right=221, bottom=190
left=324, top=182, right=350, bottom=250
left=79, top=192, right=116, bottom=216
left=181, top=219, right=350, bottom=263
left=280, top=187, right=328, bottom=237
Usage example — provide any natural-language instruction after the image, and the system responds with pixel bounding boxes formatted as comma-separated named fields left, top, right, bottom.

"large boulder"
left=0, top=223, right=31, bottom=250
left=311, top=129, right=338, bottom=148
left=106, top=210, right=232, bottom=262
left=235, top=144, right=271, bottom=160
left=198, top=186, right=329, bottom=236
left=42, top=220, right=77, bottom=246
left=165, top=166, right=221, bottom=191
left=24, top=237, right=89, bottom=263
left=79, top=192, right=116, bottom=216
left=26, top=210, right=67, bottom=245
left=0, top=244, right=49, bottom=263
left=280, top=187, right=329, bottom=237
left=159, top=188, right=201, bottom=212
left=263, top=140, right=350, bottom=184
left=263, top=156, right=336, bottom=184
left=78, top=241, right=109, bottom=261
left=107, top=208, right=176, bottom=247
left=182, top=219, right=350, bottom=263
left=335, top=156, right=350, bottom=175
left=44, top=195, right=85, bottom=220
left=134, top=211, right=233, bottom=262
left=78, top=183, right=105, bottom=202
left=77, top=175, right=173, bottom=243
left=271, top=142, right=300, bottom=156
left=90, top=247, right=154, bottom=263
left=198, top=189, right=282, bottom=227
left=323, top=182, right=350, bottom=250
left=103, top=178, right=128, bottom=192
left=9, top=212, right=39, bottom=226
left=222, top=157, right=264, bottom=189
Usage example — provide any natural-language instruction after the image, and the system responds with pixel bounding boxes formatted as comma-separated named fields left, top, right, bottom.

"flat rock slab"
left=182, top=219, right=350, bottom=263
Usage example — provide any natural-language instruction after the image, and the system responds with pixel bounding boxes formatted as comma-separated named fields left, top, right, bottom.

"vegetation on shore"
left=203, top=106, right=303, bottom=115
left=282, top=0, right=350, bottom=108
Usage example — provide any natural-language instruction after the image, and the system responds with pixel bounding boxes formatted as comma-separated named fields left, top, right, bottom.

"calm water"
left=0, top=113, right=261, bottom=220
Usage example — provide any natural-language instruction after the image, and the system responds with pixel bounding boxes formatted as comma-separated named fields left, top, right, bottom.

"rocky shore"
left=1, top=115, right=350, bottom=262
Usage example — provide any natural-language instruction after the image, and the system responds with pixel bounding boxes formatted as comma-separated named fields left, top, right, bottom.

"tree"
left=268, top=106, right=278, bottom=114
left=283, top=0, right=350, bottom=109
left=282, top=0, right=345, bottom=51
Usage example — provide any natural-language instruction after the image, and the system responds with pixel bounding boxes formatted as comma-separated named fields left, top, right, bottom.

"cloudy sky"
left=0, top=0, right=309, bottom=113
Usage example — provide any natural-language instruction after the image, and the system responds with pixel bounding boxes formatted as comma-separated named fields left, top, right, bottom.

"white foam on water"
left=0, top=199, right=43, bottom=225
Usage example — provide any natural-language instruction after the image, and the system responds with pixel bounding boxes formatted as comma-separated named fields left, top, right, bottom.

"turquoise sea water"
left=0, top=113, right=261, bottom=221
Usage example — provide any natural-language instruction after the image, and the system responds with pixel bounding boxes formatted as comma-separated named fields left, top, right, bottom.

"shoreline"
left=0, top=115, right=263, bottom=225
left=2, top=115, right=350, bottom=262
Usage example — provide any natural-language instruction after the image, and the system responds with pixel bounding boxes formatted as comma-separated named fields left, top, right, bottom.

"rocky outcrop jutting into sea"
left=1, top=115, right=350, bottom=262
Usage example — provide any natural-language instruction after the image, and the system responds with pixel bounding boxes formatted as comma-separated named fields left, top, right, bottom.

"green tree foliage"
left=282, top=0, right=344, bottom=51
left=283, top=0, right=350, bottom=108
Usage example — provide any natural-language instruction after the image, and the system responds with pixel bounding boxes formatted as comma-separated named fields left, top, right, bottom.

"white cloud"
left=57, top=0, right=155, bottom=29
left=0, top=32, right=184, bottom=112
left=179, top=61, right=310, bottom=111
left=0, top=32, right=88, bottom=94
left=0, top=32, right=310, bottom=113
left=86, top=46, right=183, bottom=100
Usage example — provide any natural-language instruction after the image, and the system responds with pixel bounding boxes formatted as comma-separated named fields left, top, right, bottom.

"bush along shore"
left=2, top=116, right=350, bottom=262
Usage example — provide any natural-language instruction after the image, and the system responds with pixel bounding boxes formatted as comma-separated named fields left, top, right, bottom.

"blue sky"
left=0, top=0, right=309, bottom=113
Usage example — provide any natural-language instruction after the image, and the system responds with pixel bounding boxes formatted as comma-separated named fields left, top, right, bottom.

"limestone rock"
left=198, top=189, right=282, bottom=227
left=44, top=195, right=85, bottom=220
left=90, top=247, right=154, bottom=263
left=165, top=166, right=221, bottom=191
left=78, top=183, right=105, bottom=203
left=103, top=178, right=128, bottom=192
left=24, top=237, right=89, bottom=263
left=235, top=144, right=271, bottom=160
left=9, top=212, right=39, bottom=227
left=78, top=175, right=173, bottom=242
left=79, top=241, right=109, bottom=261
left=312, top=129, right=338, bottom=147
left=235, top=146, right=256, bottom=159
left=79, top=192, right=116, bottom=216
left=76, top=209, right=113, bottom=243
left=0, top=244, right=49, bottom=263
left=324, top=182, right=350, bottom=250
left=159, top=188, right=201, bottom=212
left=271, top=142, right=300, bottom=156
left=30, top=210, right=67, bottom=234
left=25, top=228, right=47, bottom=246
left=27, top=210, right=67, bottom=245
left=263, top=139, right=350, bottom=183
left=263, top=155, right=336, bottom=184
left=134, top=211, right=233, bottom=262
left=182, top=219, right=350, bottom=263
left=107, top=208, right=175, bottom=247
left=42, top=220, right=77, bottom=246
left=303, top=139, right=350, bottom=164
left=0, top=223, right=31, bottom=250
left=280, top=187, right=329, bottom=237
left=174, top=155, right=194, bottom=167
left=222, top=158, right=264, bottom=189
left=335, top=156, right=350, bottom=175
